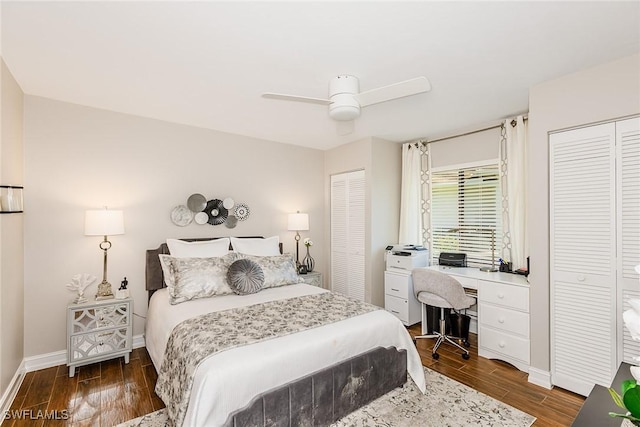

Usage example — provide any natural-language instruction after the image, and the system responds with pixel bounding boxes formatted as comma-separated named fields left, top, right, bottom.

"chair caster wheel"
left=432, top=352, right=440, bottom=360
left=462, top=353, right=470, bottom=360
left=463, top=340, right=470, bottom=348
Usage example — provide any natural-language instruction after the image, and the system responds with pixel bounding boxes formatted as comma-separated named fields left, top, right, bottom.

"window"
left=431, top=163, right=502, bottom=267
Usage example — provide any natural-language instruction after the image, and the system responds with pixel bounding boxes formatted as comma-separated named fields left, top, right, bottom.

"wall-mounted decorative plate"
left=225, top=215, right=238, bottom=228
left=194, top=212, right=208, bottom=225
left=223, top=197, right=235, bottom=209
left=171, top=205, right=194, bottom=226
left=205, top=199, right=228, bottom=225
left=235, top=203, right=250, bottom=221
left=187, top=193, right=207, bottom=212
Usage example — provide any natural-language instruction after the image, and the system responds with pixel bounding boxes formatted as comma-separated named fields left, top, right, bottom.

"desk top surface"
left=427, top=265, right=530, bottom=288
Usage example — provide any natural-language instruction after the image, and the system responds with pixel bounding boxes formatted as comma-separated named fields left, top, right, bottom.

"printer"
left=385, top=244, right=429, bottom=271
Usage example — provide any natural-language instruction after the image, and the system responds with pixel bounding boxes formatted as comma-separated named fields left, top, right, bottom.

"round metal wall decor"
left=194, top=212, right=208, bottom=225
left=170, top=205, right=194, bottom=226
left=205, top=199, right=228, bottom=225
left=223, top=197, right=235, bottom=209
left=235, top=203, right=250, bottom=221
left=225, top=215, right=238, bottom=228
left=187, top=193, right=207, bottom=212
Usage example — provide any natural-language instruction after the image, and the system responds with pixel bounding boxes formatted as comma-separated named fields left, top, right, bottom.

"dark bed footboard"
left=223, top=346, right=408, bottom=427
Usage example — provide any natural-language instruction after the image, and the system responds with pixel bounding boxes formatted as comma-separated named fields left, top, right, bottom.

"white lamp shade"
left=85, top=209, right=125, bottom=236
left=287, top=213, right=309, bottom=231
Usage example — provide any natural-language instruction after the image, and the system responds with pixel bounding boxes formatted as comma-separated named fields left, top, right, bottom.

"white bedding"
left=146, top=283, right=426, bottom=427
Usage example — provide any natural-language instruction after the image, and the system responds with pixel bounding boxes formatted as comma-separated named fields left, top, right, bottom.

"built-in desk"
left=426, top=266, right=530, bottom=372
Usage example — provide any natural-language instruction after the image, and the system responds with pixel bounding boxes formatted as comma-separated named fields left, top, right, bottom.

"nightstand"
left=67, top=297, right=133, bottom=377
left=300, top=271, right=322, bottom=288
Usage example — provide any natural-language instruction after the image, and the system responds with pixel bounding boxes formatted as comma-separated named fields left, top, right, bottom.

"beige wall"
left=23, top=96, right=325, bottom=357
left=0, top=58, right=25, bottom=393
left=528, top=54, right=640, bottom=372
left=323, top=136, right=401, bottom=307
left=370, top=138, right=402, bottom=306
left=429, top=126, right=500, bottom=169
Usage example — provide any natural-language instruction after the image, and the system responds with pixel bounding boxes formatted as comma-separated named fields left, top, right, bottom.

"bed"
left=145, top=237, right=426, bottom=426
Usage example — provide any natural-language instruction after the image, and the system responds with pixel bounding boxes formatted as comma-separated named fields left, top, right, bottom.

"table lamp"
left=287, top=211, right=309, bottom=268
left=85, top=208, right=125, bottom=300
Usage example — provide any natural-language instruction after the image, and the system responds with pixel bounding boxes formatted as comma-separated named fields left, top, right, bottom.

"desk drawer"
left=479, top=326, right=530, bottom=363
left=479, top=281, right=529, bottom=312
left=479, top=303, right=529, bottom=338
left=385, top=295, right=409, bottom=323
left=384, top=271, right=411, bottom=299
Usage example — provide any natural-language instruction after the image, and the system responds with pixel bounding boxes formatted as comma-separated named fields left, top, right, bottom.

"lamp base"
left=95, top=280, right=115, bottom=300
left=479, top=267, right=498, bottom=272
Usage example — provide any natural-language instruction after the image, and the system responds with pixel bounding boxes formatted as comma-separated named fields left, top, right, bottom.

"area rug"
left=117, top=367, right=535, bottom=427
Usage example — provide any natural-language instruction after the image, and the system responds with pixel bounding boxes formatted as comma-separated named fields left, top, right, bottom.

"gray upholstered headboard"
left=145, top=236, right=283, bottom=300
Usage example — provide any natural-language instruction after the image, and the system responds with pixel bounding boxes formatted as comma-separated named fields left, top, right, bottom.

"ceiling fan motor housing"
left=329, top=75, right=361, bottom=121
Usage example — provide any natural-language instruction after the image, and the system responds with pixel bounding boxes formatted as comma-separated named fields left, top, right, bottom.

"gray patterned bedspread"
left=155, top=291, right=380, bottom=426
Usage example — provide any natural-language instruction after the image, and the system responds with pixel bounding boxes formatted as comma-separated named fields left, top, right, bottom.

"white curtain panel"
left=399, top=143, right=423, bottom=245
left=500, top=115, right=528, bottom=271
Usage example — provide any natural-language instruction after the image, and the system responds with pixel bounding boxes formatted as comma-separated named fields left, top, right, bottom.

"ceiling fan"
left=262, top=75, right=431, bottom=134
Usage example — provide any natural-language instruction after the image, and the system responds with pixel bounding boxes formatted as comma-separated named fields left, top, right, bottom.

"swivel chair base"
left=414, top=309, right=471, bottom=360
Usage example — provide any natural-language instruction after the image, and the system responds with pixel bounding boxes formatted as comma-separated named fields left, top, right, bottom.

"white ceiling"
left=2, top=1, right=639, bottom=150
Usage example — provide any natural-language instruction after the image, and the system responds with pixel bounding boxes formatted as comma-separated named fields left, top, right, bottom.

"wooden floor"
left=7, top=348, right=164, bottom=427
left=407, top=324, right=585, bottom=426
left=8, top=328, right=585, bottom=427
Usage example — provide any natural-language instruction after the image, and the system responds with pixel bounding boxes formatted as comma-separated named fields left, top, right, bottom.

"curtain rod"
left=414, top=115, right=528, bottom=145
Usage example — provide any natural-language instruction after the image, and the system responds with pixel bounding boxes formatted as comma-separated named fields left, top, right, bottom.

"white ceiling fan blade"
left=336, top=120, right=355, bottom=136
left=262, top=93, right=331, bottom=105
left=354, top=76, right=431, bottom=107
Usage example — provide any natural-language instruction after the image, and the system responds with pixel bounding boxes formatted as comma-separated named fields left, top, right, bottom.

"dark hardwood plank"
left=123, top=358, right=147, bottom=390
left=71, top=377, right=101, bottom=424
left=9, top=371, right=34, bottom=411
left=142, top=363, right=165, bottom=411
left=20, top=367, right=57, bottom=408
left=10, top=401, right=48, bottom=427
left=77, top=363, right=100, bottom=382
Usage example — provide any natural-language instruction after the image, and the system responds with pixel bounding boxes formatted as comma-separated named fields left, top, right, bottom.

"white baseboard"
left=23, top=334, right=146, bottom=373
left=0, top=360, right=25, bottom=424
left=133, top=334, right=145, bottom=349
left=528, top=367, right=553, bottom=389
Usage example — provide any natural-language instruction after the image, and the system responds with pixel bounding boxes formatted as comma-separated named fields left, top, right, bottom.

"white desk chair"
left=412, top=268, right=476, bottom=360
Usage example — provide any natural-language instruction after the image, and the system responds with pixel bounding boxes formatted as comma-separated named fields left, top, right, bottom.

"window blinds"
left=431, top=165, right=502, bottom=267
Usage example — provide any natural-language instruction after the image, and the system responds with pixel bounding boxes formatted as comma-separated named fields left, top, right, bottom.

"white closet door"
left=617, top=117, right=640, bottom=364
left=550, top=123, right=617, bottom=396
left=331, top=170, right=366, bottom=301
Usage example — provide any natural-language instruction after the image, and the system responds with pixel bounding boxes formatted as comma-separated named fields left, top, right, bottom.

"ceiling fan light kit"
left=262, top=74, right=431, bottom=132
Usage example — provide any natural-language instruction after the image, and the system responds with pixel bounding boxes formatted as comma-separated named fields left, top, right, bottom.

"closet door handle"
left=391, top=288, right=400, bottom=292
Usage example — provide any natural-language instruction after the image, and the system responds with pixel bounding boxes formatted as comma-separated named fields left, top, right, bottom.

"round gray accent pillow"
left=227, top=259, right=264, bottom=295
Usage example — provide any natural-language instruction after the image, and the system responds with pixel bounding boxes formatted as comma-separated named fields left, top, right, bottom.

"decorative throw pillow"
left=231, top=253, right=300, bottom=289
left=227, top=259, right=265, bottom=295
left=158, top=253, right=235, bottom=304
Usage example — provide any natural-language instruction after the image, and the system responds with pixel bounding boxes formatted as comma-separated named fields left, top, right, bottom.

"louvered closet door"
left=617, top=117, right=640, bottom=364
left=331, top=170, right=366, bottom=301
left=550, top=123, right=617, bottom=396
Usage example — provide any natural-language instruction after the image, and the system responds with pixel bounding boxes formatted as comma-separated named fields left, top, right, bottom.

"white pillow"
left=230, top=236, right=280, bottom=256
left=166, top=238, right=230, bottom=258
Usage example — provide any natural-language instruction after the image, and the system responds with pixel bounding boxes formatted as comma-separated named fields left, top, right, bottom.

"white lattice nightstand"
left=300, top=271, right=322, bottom=288
left=67, top=297, right=133, bottom=377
